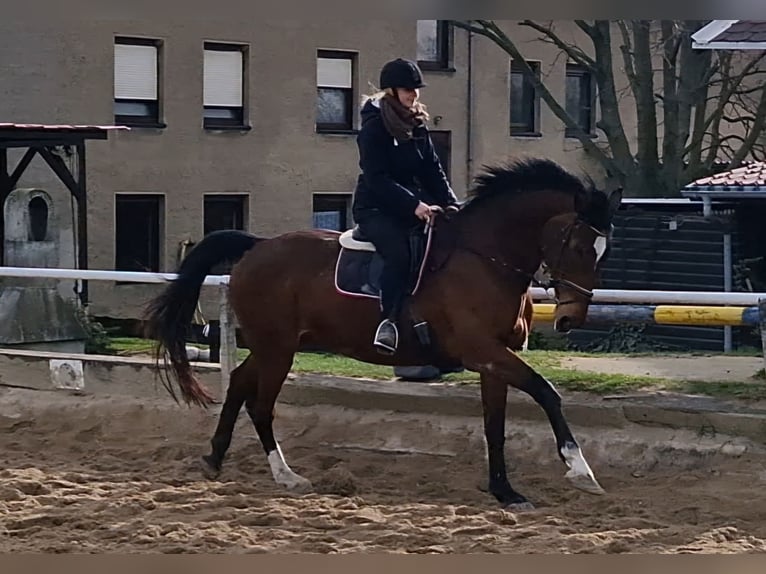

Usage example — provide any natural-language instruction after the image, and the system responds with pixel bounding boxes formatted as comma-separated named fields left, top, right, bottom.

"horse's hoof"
left=566, top=470, right=605, bottom=495
left=200, top=455, right=221, bottom=480
left=289, top=477, right=314, bottom=494
left=279, top=474, right=313, bottom=494
left=505, top=501, right=536, bottom=512
left=487, top=481, right=533, bottom=509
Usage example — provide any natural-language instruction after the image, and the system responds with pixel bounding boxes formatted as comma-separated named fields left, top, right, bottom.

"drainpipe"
left=465, top=27, right=473, bottom=195
left=702, top=195, right=712, bottom=218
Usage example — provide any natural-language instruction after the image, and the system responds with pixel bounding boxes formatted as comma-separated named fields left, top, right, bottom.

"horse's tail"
left=142, top=229, right=262, bottom=408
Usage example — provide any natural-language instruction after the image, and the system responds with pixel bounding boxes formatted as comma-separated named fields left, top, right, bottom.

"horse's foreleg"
left=468, top=343, right=604, bottom=499
left=512, top=367, right=604, bottom=495
left=245, top=348, right=312, bottom=494
left=480, top=373, right=535, bottom=510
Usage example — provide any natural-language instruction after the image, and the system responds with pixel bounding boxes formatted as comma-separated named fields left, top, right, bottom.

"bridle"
left=534, top=219, right=608, bottom=303
left=447, top=216, right=608, bottom=303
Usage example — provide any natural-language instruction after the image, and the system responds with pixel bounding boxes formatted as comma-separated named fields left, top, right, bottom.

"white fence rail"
left=4, top=265, right=766, bottom=305
left=2, top=266, right=766, bottom=395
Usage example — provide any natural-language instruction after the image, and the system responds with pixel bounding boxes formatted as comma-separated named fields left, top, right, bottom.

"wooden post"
left=760, top=298, right=766, bottom=374
left=218, top=282, right=238, bottom=400
left=76, top=142, right=88, bottom=305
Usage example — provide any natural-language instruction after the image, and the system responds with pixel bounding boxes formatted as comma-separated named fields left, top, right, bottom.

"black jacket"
left=352, top=98, right=458, bottom=225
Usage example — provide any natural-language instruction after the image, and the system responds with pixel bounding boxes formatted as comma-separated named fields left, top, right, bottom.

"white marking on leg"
left=267, top=443, right=312, bottom=493
left=561, top=441, right=605, bottom=495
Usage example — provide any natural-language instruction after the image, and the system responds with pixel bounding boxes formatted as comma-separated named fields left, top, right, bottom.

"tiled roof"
left=713, top=21, right=766, bottom=43
left=685, top=162, right=766, bottom=191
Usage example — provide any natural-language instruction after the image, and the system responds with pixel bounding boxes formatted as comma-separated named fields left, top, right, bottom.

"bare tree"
left=452, top=20, right=766, bottom=197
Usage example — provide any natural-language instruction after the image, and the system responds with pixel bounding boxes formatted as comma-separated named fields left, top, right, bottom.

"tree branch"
left=728, top=84, right=766, bottom=167
left=519, top=20, right=597, bottom=70
left=575, top=20, right=597, bottom=39
left=450, top=20, right=492, bottom=37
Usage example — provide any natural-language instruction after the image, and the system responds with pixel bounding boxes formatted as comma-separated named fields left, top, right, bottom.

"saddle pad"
left=334, top=225, right=434, bottom=300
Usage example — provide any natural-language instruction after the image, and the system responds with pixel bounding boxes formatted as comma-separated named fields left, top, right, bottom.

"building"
left=0, top=17, right=642, bottom=323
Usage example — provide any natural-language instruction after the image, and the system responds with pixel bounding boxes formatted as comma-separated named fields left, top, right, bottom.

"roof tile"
left=714, top=21, right=766, bottom=43
left=685, top=161, right=766, bottom=190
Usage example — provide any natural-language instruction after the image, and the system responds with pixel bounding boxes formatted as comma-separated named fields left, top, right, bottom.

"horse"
left=142, top=157, right=622, bottom=510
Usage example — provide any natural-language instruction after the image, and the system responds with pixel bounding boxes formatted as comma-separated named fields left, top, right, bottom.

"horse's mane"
left=457, top=157, right=616, bottom=230
left=465, top=157, right=596, bottom=206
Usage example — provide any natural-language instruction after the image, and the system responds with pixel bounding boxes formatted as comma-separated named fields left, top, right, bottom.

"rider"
left=351, top=57, right=458, bottom=354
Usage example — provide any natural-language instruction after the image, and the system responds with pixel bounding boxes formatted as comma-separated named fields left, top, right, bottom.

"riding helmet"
left=379, top=58, right=427, bottom=90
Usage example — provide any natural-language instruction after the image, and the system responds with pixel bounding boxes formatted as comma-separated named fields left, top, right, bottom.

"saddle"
left=334, top=223, right=433, bottom=300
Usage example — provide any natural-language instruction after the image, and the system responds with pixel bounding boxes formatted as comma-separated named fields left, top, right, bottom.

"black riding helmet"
left=379, top=58, right=427, bottom=90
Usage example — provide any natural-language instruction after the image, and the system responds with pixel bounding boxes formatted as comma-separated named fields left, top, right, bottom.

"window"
left=312, top=194, right=351, bottom=231
left=417, top=20, right=451, bottom=70
left=565, top=64, right=595, bottom=137
left=203, top=43, right=246, bottom=128
left=510, top=60, right=540, bottom=136
left=203, top=194, right=247, bottom=274
left=114, top=37, right=161, bottom=126
left=115, top=194, right=163, bottom=272
left=316, top=51, right=355, bottom=132
left=203, top=194, right=247, bottom=235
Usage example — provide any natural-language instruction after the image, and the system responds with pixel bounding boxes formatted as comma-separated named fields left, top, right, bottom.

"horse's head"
left=537, top=185, right=622, bottom=333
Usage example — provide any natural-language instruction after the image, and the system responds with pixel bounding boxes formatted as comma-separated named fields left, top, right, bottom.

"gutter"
left=680, top=188, right=766, bottom=217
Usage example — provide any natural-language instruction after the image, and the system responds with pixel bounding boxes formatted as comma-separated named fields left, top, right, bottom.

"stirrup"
left=373, top=319, right=398, bottom=354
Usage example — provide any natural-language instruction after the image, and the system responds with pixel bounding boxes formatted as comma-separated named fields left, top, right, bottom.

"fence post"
left=760, top=298, right=766, bottom=375
left=218, top=281, right=237, bottom=401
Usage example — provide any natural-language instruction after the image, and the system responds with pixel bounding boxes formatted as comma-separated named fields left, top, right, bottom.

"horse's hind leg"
left=200, top=354, right=256, bottom=479
left=244, top=346, right=312, bottom=493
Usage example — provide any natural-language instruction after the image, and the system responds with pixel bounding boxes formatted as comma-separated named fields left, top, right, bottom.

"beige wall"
left=1, top=17, right=642, bottom=320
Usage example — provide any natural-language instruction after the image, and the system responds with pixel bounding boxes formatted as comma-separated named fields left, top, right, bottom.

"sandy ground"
left=2, top=385, right=766, bottom=554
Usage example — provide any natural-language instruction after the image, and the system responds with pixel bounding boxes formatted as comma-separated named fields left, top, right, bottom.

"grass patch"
left=106, top=337, right=766, bottom=401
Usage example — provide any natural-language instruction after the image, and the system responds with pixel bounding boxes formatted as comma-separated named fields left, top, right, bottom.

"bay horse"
left=143, top=157, right=622, bottom=510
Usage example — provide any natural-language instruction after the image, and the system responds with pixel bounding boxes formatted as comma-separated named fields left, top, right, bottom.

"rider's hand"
left=414, top=201, right=434, bottom=222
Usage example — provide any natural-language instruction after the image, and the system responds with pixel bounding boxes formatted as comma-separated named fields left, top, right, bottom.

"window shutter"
left=317, top=57, right=352, bottom=88
left=114, top=44, right=157, bottom=100
left=204, top=49, right=243, bottom=107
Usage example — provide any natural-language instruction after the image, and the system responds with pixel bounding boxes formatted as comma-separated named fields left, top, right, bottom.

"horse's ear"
left=574, top=187, right=589, bottom=214
left=608, top=187, right=623, bottom=218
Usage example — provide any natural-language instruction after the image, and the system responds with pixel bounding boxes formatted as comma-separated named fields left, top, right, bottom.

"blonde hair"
left=361, top=83, right=430, bottom=120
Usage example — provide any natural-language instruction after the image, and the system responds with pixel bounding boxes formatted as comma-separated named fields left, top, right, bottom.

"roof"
left=692, top=20, right=766, bottom=49
left=681, top=161, right=766, bottom=199
left=0, top=123, right=130, bottom=146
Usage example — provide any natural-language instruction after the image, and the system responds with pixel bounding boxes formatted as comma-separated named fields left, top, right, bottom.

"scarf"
left=379, top=94, right=427, bottom=142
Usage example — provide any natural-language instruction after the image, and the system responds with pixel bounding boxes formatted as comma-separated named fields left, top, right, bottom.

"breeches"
left=357, top=214, right=412, bottom=319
